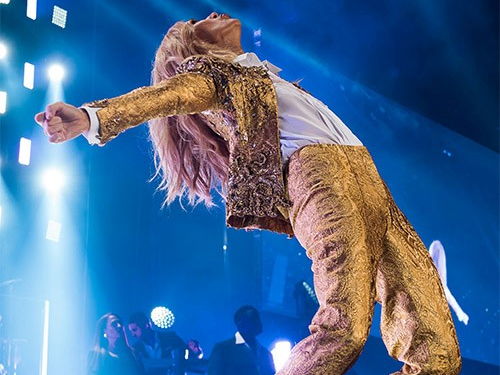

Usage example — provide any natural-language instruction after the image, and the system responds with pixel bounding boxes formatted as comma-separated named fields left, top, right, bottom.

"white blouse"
left=83, top=52, right=362, bottom=163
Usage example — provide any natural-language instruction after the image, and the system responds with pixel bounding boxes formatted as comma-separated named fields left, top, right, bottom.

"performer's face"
left=190, top=12, right=243, bottom=54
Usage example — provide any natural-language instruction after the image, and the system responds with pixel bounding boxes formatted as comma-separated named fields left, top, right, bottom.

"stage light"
left=0, top=43, right=7, bottom=59
left=271, top=340, right=292, bottom=371
left=27, top=0, right=37, bottom=20
left=0, top=0, right=10, bottom=4
left=24, top=62, right=35, bottom=89
left=151, top=306, right=175, bottom=329
left=48, top=64, right=65, bottom=82
left=52, top=6, right=67, bottom=28
left=41, top=168, right=66, bottom=193
left=41, top=300, right=49, bottom=375
left=46, top=219, right=62, bottom=242
left=18, top=137, right=32, bottom=166
left=0, top=91, right=6, bottom=114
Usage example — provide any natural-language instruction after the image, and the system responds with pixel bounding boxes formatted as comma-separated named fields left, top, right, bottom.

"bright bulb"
left=41, top=168, right=66, bottom=193
left=151, top=306, right=175, bottom=329
left=48, top=64, right=65, bottom=82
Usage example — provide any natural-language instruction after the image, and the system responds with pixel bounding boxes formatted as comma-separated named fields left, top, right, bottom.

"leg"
left=278, top=145, right=386, bottom=375
left=377, top=196, right=461, bottom=375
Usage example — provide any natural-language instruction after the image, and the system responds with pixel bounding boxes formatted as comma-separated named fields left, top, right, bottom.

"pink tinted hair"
left=149, top=21, right=237, bottom=207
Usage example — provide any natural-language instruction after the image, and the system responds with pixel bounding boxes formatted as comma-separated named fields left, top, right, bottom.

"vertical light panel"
left=41, top=300, right=50, bottom=375
left=0, top=43, right=7, bottom=59
left=46, top=220, right=62, bottom=242
left=18, top=137, right=32, bottom=166
left=52, top=6, right=67, bottom=28
left=0, top=206, right=2, bottom=228
left=26, top=0, right=37, bottom=20
left=0, top=91, right=6, bottom=114
left=23, top=62, right=34, bottom=89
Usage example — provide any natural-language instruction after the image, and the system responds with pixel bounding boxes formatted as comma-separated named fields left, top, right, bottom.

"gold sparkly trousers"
left=278, top=145, right=461, bottom=375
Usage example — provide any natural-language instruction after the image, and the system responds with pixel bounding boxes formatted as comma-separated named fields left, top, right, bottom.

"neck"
left=107, top=338, right=117, bottom=351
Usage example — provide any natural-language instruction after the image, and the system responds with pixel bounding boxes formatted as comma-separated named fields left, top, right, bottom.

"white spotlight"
left=18, top=137, right=32, bottom=166
left=0, top=91, right=6, bottom=114
left=24, top=62, right=35, bottom=89
left=0, top=43, right=7, bottom=59
left=271, top=340, right=292, bottom=372
left=151, top=306, right=175, bottom=329
left=26, top=0, right=37, bottom=20
left=48, top=64, right=65, bottom=82
left=41, top=168, right=66, bottom=193
left=0, top=0, right=11, bottom=4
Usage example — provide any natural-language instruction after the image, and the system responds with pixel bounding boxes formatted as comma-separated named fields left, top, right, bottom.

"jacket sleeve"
left=84, top=72, right=218, bottom=144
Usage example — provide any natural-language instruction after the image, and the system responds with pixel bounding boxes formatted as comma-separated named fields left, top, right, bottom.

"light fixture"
left=41, top=168, right=66, bottom=193
left=150, top=306, right=175, bottom=329
left=24, top=62, right=35, bottom=89
left=48, top=64, right=65, bottom=82
left=18, top=137, right=32, bottom=166
left=27, top=0, right=37, bottom=20
left=0, top=43, right=7, bottom=59
left=52, top=6, right=67, bottom=28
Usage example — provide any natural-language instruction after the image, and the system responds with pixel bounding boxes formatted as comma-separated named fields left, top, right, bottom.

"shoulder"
left=212, top=338, right=236, bottom=351
left=176, top=56, right=232, bottom=75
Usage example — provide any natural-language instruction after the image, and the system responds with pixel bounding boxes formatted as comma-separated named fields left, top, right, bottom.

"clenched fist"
left=35, top=102, right=91, bottom=143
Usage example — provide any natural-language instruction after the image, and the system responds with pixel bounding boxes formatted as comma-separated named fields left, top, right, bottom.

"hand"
left=34, top=102, right=91, bottom=143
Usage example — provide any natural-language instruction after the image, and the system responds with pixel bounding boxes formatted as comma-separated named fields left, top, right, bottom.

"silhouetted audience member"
left=88, top=313, right=144, bottom=375
left=208, top=306, right=275, bottom=375
left=128, top=312, right=187, bottom=375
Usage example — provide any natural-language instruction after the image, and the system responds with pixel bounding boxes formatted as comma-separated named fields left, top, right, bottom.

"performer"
left=35, top=12, right=461, bottom=375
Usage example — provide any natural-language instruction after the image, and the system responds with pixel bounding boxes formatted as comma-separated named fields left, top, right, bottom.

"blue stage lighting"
left=52, top=6, right=67, bottom=28
left=150, top=306, right=175, bottom=329
left=48, top=64, right=65, bottom=82
left=271, top=340, right=292, bottom=371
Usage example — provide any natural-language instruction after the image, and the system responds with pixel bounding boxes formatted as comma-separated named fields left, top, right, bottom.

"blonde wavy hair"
left=149, top=21, right=238, bottom=207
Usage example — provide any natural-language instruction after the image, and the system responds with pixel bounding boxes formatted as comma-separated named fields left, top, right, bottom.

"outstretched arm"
left=35, top=73, right=217, bottom=145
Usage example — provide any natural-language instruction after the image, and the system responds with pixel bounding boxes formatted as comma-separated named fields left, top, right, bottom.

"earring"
left=103, top=333, right=107, bottom=338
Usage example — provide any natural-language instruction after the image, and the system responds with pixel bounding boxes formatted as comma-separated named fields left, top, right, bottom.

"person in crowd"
left=208, top=305, right=275, bottom=375
left=88, top=313, right=143, bottom=375
left=36, top=12, right=461, bottom=375
left=128, top=312, right=187, bottom=375
left=186, top=339, right=204, bottom=360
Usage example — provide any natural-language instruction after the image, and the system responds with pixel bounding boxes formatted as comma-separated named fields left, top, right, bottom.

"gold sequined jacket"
left=86, top=56, right=293, bottom=235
